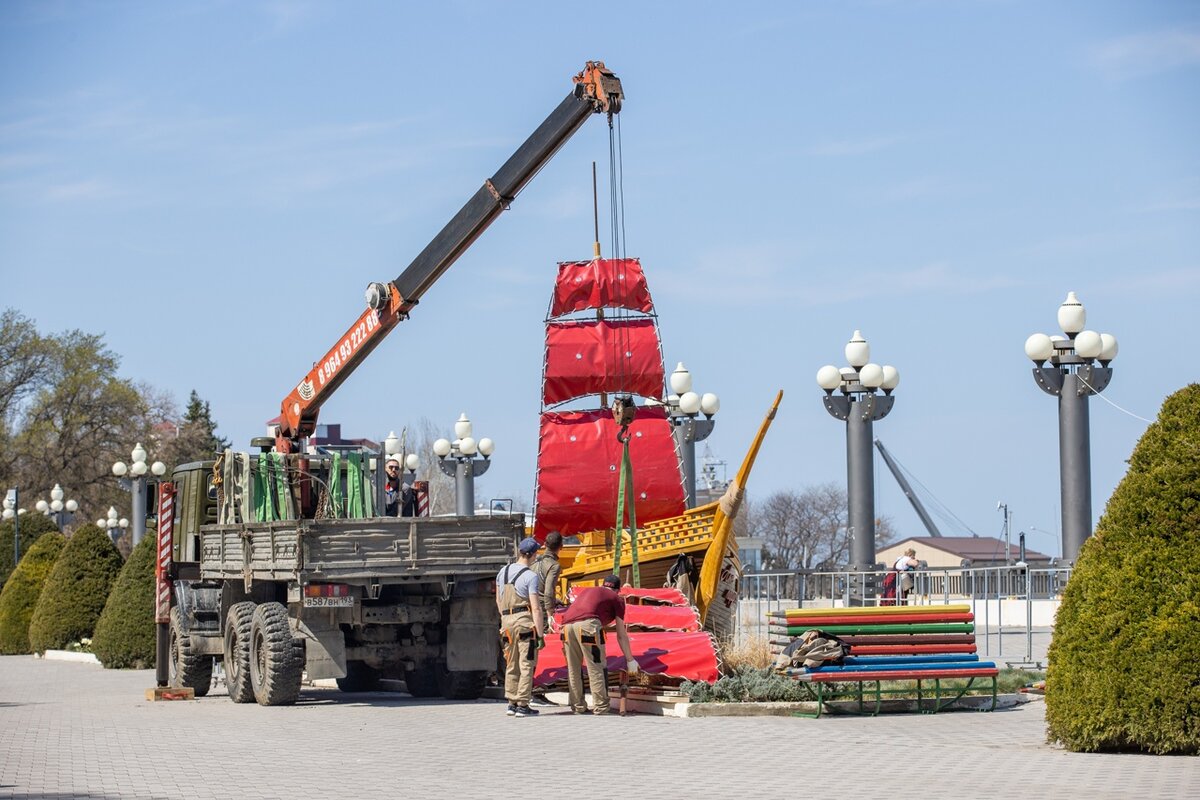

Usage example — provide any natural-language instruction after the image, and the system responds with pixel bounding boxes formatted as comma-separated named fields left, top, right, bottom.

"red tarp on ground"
left=534, top=631, right=720, bottom=686
left=553, top=604, right=700, bottom=632
left=565, top=586, right=690, bottom=606
left=542, top=318, right=665, bottom=406
left=550, top=258, right=654, bottom=317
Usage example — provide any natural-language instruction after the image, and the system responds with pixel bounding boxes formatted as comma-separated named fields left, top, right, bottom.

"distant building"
left=877, top=536, right=1054, bottom=569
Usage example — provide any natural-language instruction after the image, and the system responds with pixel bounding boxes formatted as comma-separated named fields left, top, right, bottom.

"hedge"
left=0, top=513, right=59, bottom=589
left=92, top=534, right=157, bottom=669
left=1045, top=383, right=1200, bottom=754
left=0, top=532, right=67, bottom=654
left=27, top=523, right=124, bottom=653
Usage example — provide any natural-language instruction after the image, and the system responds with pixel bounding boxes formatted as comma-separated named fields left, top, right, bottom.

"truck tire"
left=223, top=601, right=256, bottom=704
left=249, top=602, right=304, bottom=706
left=336, top=661, right=382, bottom=693
left=403, top=667, right=440, bottom=698
left=438, top=669, right=488, bottom=700
left=168, top=607, right=213, bottom=697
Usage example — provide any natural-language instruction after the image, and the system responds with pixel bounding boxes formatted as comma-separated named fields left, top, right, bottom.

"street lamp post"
left=433, top=414, right=494, bottom=517
left=1024, top=291, right=1118, bottom=565
left=665, top=362, right=720, bottom=508
left=817, top=331, right=900, bottom=571
left=3, top=489, right=25, bottom=566
left=98, top=506, right=129, bottom=546
left=112, top=443, right=166, bottom=548
left=35, top=484, right=79, bottom=532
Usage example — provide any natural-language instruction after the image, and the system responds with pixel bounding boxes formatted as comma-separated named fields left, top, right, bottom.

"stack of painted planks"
left=768, top=604, right=979, bottom=657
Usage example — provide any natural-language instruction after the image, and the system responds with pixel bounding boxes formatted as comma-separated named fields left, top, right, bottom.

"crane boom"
left=277, top=62, right=624, bottom=449
left=874, top=438, right=943, bottom=537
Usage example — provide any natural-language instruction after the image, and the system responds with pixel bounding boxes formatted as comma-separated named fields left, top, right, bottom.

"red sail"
left=533, top=407, right=685, bottom=538
left=542, top=318, right=665, bottom=406
left=550, top=257, right=654, bottom=316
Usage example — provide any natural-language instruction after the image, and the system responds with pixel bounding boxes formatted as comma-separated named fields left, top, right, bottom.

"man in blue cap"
left=495, top=537, right=546, bottom=717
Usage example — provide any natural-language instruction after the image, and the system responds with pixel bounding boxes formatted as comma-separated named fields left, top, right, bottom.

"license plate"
left=303, top=596, right=354, bottom=608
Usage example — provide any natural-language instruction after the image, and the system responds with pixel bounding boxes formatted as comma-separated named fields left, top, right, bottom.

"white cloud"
left=1089, top=28, right=1200, bottom=79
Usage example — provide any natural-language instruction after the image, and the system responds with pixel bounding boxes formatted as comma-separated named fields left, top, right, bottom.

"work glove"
left=536, top=635, right=546, bottom=651
left=625, top=658, right=639, bottom=675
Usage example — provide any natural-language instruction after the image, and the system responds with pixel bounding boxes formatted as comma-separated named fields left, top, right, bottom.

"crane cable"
left=606, top=113, right=639, bottom=586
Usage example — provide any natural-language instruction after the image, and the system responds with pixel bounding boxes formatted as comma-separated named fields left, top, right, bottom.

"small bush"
left=681, top=667, right=816, bottom=703
left=718, top=636, right=775, bottom=672
left=1046, top=384, right=1200, bottom=755
left=0, top=532, right=67, bottom=654
left=28, top=524, right=124, bottom=653
left=92, top=534, right=157, bottom=669
left=0, top=513, right=59, bottom=589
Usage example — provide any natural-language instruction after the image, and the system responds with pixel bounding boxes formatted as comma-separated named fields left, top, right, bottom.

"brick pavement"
left=1, top=656, right=1195, bottom=799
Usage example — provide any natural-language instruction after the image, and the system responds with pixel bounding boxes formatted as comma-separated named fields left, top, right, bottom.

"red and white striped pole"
left=154, top=482, right=175, bottom=687
left=415, top=480, right=430, bottom=516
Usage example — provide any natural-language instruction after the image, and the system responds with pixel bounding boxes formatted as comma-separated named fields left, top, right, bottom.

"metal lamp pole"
left=112, top=443, right=167, bottom=548
left=665, top=362, right=720, bottom=508
left=434, top=414, right=494, bottom=516
left=1024, top=292, right=1118, bottom=565
left=3, top=490, right=21, bottom=566
left=817, top=331, right=900, bottom=571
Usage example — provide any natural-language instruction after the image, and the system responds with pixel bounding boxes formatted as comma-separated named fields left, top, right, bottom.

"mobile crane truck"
left=153, top=62, right=623, bottom=705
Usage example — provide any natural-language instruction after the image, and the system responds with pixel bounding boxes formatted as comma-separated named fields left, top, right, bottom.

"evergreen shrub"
left=0, top=513, right=59, bottom=589
left=1045, top=384, right=1200, bottom=754
left=92, top=534, right=157, bottom=669
left=27, top=524, right=124, bottom=653
left=0, top=531, right=67, bottom=654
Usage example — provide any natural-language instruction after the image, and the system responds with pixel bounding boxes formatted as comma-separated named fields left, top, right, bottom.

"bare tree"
left=750, top=482, right=898, bottom=570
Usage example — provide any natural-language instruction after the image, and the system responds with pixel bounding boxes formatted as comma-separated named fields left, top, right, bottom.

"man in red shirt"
left=559, top=574, right=639, bottom=715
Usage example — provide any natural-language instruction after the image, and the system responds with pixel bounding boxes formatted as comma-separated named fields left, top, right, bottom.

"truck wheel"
left=336, top=661, right=382, bottom=693
left=438, top=669, right=488, bottom=700
left=249, top=602, right=304, bottom=706
left=168, top=607, right=213, bottom=697
left=403, top=667, right=440, bottom=698
left=223, top=601, right=256, bottom=704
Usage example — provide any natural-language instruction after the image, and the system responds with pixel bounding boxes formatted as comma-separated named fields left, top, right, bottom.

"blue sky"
left=2, top=1, right=1197, bottom=556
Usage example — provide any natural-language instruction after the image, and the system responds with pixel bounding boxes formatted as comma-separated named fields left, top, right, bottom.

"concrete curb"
left=685, top=692, right=1031, bottom=718
left=38, top=650, right=101, bottom=665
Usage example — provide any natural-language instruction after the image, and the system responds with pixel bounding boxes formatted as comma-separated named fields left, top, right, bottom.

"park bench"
left=768, top=604, right=998, bottom=718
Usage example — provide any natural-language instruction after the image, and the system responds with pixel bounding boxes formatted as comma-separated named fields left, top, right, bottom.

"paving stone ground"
left=1, top=655, right=1195, bottom=800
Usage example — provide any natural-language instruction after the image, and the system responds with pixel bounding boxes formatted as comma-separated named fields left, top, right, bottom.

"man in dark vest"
left=532, top=532, right=564, bottom=626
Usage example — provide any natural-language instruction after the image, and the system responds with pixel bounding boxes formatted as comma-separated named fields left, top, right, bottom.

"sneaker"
left=592, top=707, right=611, bottom=716
left=513, top=705, right=539, bottom=718
left=505, top=704, right=518, bottom=716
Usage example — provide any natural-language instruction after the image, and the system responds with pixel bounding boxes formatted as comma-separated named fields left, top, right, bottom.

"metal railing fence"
left=735, top=564, right=1073, bottom=666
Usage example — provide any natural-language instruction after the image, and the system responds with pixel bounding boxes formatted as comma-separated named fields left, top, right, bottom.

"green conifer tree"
left=1045, top=383, right=1200, bottom=754
left=92, top=534, right=157, bottom=668
left=0, top=531, right=66, bottom=654
left=27, top=523, right=124, bottom=653
left=0, top=512, right=58, bottom=590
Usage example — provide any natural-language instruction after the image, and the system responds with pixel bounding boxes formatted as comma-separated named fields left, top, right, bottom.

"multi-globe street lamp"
left=665, top=362, right=720, bottom=508
left=97, top=506, right=129, bottom=546
left=111, top=443, right=166, bottom=548
left=1024, top=291, right=1118, bottom=565
left=35, top=484, right=78, bottom=532
left=433, top=414, right=494, bottom=517
left=817, top=330, right=900, bottom=571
